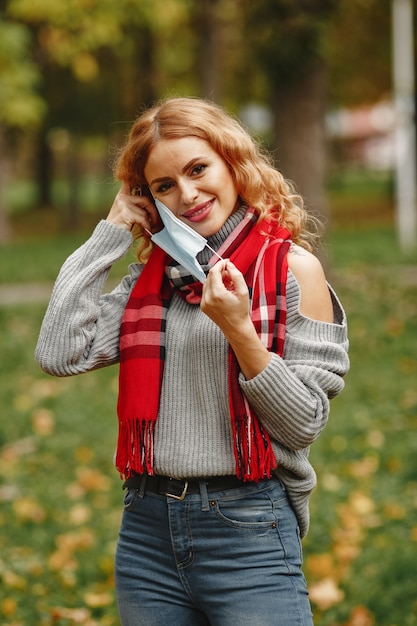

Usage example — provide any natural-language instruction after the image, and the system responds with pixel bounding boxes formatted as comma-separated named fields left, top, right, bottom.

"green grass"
left=0, top=304, right=122, bottom=625
left=1, top=206, right=417, bottom=624
left=0, top=227, right=135, bottom=286
left=305, top=241, right=417, bottom=625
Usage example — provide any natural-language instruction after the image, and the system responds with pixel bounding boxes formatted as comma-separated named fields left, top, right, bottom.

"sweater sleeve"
left=239, top=270, right=349, bottom=450
left=35, top=220, right=142, bottom=377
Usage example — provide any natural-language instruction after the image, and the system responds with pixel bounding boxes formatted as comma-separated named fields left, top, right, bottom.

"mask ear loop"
left=205, top=244, right=223, bottom=261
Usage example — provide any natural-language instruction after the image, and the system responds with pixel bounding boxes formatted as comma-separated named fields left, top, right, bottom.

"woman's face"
left=144, top=137, right=240, bottom=238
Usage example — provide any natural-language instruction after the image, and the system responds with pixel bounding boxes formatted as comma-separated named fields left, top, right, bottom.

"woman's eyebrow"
left=149, top=156, right=207, bottom=187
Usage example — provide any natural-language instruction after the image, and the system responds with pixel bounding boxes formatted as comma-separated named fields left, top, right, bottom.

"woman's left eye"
left=191, top=164, right=206, bottom=175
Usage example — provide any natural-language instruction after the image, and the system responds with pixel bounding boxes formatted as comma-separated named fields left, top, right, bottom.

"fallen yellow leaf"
left=31, top=408, right=55, bottom=436
left=13, top=498, right=46, bottom=523
left=84, top=591, right=113, bottom=608
left=307, top=553, right=335, bottom=579
left=344, top=604, right=375, bottom=626
left=1, top=597, right=17, bottom=617
left=50, top=607, right=91, bottom=623
left=309, top=577, right=345, bottom=610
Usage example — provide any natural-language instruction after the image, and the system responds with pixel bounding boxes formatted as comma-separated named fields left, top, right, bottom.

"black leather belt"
left=123, top=473, right=247, bottom=501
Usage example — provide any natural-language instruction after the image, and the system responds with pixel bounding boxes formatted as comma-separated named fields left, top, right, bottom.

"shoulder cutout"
left=287, top=244, right=334, bottom=323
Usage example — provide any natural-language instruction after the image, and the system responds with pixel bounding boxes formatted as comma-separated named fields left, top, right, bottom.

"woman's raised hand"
left=106, top=181, right=160, bottom=233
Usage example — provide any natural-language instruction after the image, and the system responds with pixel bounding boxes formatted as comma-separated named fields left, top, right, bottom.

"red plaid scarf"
left=116, top=208, right=291, bottom=481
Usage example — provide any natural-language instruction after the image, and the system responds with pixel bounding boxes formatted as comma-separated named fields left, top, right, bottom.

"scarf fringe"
left=232, top=412, right=277, bottom=482
left=116, top=419, right=155, bottom=478
left=116, top=414, right=276, bottom=482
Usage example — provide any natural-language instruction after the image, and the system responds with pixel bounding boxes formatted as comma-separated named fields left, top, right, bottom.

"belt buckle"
left=165, top=478, right=189, bottom=501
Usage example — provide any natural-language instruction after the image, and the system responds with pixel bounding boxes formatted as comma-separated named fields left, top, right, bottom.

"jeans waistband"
left=122, top=474, right=251, bottom=501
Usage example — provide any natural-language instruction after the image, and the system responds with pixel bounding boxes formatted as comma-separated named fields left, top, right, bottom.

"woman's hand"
left=201, top=260, right=251, bottom=334
left=201, top=261, right=271, bottom=379
left=106, top=181, right=160, bottom=233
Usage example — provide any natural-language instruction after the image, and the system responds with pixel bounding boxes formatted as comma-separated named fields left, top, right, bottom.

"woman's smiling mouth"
left=182, top=200, right=214, bottom=222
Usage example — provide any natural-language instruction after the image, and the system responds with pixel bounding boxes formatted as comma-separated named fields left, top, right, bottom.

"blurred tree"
left=239, top=0, right=397, bottom=225
left=3, top=0, right=198, bottom=227
left=241, top=0, right=339, bottom=221
left=326, top=0, right=392, bottom=107
left=0, top=13, right=45, bottom=242
left=193, top=0, right=220, bottom=98
left=5, top=0, right=136, bottom=226
left=0, top=0, right=401, bottom=238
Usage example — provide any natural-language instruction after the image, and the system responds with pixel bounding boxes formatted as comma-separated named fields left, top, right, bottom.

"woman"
left=36, top=97, right=349, bottom=626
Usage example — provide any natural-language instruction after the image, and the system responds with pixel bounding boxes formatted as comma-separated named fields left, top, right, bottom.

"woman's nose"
left=178, top=180, right=198, bottom=205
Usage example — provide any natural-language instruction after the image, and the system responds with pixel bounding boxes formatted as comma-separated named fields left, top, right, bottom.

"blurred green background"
left=1, top=1, right=417, bottom=625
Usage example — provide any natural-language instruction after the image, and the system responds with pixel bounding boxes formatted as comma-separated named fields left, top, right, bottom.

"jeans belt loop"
left=139, top=474, right=147, bottom=498
left=199, top=480, right=210, bottom=511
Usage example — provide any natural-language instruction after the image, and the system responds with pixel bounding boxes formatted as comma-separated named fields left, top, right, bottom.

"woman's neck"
left=197, top=205, right=247, bottom=264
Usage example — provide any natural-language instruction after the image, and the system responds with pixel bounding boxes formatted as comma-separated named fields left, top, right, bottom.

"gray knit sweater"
left=35, top=215, right=349, bottom=537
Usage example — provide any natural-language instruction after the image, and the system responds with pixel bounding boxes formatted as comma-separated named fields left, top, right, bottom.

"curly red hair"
left=114, top=97, right=318, bottom=261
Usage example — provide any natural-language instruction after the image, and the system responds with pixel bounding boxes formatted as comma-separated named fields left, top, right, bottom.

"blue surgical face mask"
left=151, top=198, right=221, bottom=283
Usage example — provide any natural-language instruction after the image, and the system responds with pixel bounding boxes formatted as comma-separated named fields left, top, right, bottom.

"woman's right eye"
left=156, top=181, right=174, bottom=193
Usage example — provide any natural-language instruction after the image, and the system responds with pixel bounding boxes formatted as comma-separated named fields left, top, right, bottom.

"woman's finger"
left=206, top=260, right=229, bottom=289
left=211, top=260, right=247, bottom=294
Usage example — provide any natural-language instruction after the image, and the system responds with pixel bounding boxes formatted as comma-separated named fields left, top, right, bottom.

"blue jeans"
left=115, top=476, right=313, bottom=626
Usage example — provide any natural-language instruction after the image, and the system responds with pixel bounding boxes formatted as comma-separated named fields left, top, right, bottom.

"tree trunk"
left=0, top=192, right=12, bottom=244
left=64, top=135, right=81, bottom=231
left=36, top=125, right=53, bottom=209
left=194, top=0, right=221, bottom=99
left=270, top=61, right=328, bottom=222
left=0, top=130, right=12, bottom=244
